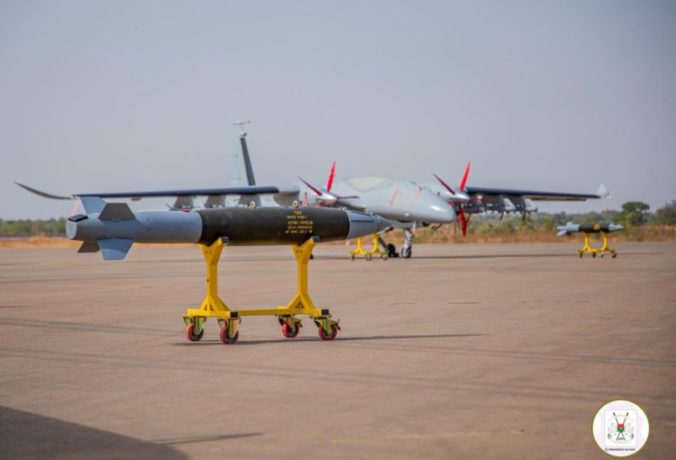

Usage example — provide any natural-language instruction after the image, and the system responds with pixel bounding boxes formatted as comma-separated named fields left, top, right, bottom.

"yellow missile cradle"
left=349, top=234, right=388, bottom=261
left=183, top=237, right=340, bottom=344
left=578, top=229, right=617, bottom=258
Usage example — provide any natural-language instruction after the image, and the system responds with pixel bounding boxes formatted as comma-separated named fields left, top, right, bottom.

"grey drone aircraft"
left=220, top=126, right=607, bottom=255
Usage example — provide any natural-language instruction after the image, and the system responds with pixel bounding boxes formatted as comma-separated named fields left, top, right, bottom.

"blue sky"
left=2, top=0, right=675, bottom=219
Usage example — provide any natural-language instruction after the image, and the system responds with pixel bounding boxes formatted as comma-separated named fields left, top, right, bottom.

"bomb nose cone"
left=375, top=215, right=393, bottom=233
left=345, top=211, right=392, bottom=239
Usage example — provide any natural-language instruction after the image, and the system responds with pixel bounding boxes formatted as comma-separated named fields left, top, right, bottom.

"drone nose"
left=416, top=193, right=456, bottom=223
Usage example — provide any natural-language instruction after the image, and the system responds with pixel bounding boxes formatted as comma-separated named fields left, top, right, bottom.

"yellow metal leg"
left=598, top=232, right=618, bottom=257
left=367, top=234, right=388, bottom=259
left=278, top=238, right=323, bottom=315
left=578, top=233, right=593, bottom=257
left=183, top=238, right=240, bottom=341
left=183, top=238, right=231, bottom=319
left=349, top=237, right=368, bottom=260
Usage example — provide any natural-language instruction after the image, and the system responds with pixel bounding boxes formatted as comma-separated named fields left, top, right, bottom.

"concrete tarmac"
left=1, top=242, right=674, bottom=459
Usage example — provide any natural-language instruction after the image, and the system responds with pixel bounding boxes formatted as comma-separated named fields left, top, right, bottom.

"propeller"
left=299, top=162, right=359, bottom=208
left=432, top=162, right=471, bottom=203
left=433, top=162, right=473, bottom=235
left=298, top=177, right=338, bottom=206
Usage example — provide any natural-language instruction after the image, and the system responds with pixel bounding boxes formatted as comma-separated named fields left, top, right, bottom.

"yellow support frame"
left=577, top=232, right=617, bottom=258
left=183, top=237, right=339, bottom=341
left=349, top=234, right=388, bottom=260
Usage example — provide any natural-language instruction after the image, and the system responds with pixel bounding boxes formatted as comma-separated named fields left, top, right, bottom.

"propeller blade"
left=326, top=161, right=336, bottom=192
left=458, top=208, right=470, bottom=236
left=433, top=174, right=456, bottom=195
left=458, top=162, right=471, bottom=191
left=298, top=177, right=323, bottom=197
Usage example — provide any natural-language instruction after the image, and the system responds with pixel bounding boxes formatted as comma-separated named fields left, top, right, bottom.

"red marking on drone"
left=387, top=188, right=401, bottom=207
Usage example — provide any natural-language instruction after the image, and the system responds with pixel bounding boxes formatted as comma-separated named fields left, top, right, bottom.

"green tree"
left=613, top=201, right=650, bottom=227
left=651, top=201, right=676, bottom=225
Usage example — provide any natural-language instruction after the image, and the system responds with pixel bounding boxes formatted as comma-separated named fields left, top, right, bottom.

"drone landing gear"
left=349, top=234, right=389, bottom=261
left=401, top=229, right=414, bottom=259
left=577, top=232, right=618, bottom=258
left=183, top=237, right=340, bottom=345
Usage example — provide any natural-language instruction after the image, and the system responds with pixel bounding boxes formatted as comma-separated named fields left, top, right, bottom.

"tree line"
left=1, top=200, right=675, bottom=238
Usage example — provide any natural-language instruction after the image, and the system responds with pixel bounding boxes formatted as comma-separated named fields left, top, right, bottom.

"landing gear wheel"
left=219, top=321, right=239, bottom=344
left=401, top=246, right=412, bottom=259
left=318, top=325, right=338, bottom=341
left=387, top=244, right=398, bottom=258
left=185, top=323, right=204, bottom=342
left=282, top=322, right=300, bottom=338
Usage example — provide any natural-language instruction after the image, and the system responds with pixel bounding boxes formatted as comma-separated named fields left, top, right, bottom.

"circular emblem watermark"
left=592, top=400, right=649, bottom=457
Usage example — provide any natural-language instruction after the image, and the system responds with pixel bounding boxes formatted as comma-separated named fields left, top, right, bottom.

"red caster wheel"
left=282, top=322, right=300, bottom=338
left=219, top=321, right=239, bottom=344
left=318, top=325, right=338, bottom=341
left=185, top=323, right=204, bottom=342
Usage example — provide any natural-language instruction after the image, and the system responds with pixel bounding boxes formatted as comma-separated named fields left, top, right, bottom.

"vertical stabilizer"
left=228, top=120, right=256, bottom=186
left=596, top=184, right=610, bottom=198
left=240, top=134, right=256, bottom=186
left=228, top=120, right=261, bottom=207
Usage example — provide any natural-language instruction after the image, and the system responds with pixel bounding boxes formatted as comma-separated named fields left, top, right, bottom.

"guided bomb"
left=67, top=197, right=391, bottom=260
left=556, top=222, right=624, bottom=236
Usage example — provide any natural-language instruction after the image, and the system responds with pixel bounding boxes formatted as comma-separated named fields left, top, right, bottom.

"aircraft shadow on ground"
left=173, top=333, right=487, bottom=347
left=0, top=406, right=190, bottom=460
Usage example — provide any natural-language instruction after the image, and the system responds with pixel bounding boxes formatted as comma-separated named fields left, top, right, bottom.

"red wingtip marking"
left=459, top=162, right=471, bottom=191
left=326, top=161, right=336, bottom=192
